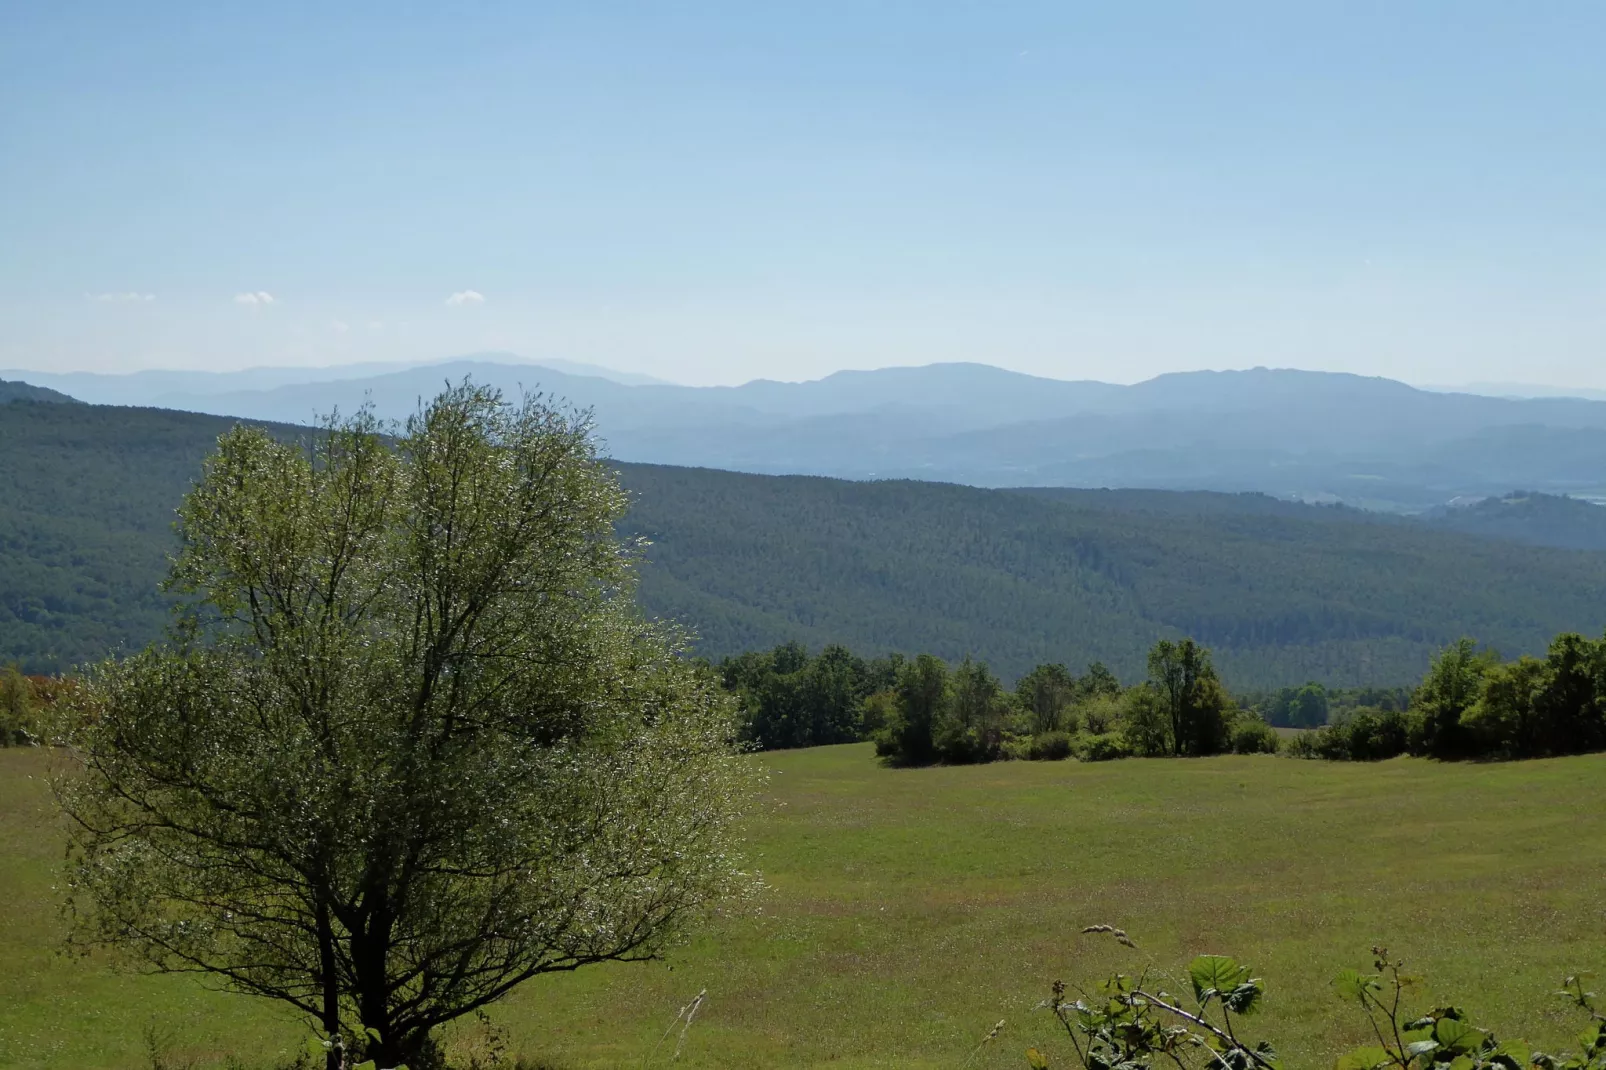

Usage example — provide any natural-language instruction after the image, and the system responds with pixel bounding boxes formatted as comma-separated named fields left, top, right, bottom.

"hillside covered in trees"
left=5, top=399, right=1606, bottom=685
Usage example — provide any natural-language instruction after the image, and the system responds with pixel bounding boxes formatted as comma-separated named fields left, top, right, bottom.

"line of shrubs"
left=1287, top=631, right=1606, bottom=762
left=717, top=628, right=1606, bottom=767
left=717, top=639, right=1278, bottom=765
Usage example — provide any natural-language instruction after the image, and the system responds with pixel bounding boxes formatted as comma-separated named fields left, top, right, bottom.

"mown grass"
left=3, top=744, right=1604, bottom=1069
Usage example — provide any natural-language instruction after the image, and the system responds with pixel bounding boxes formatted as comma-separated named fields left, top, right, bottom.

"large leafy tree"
left=937, top=657, right=1010, bottom=763
left=1077, top=662, right=1122, bottom=702
left=1462, top=655, right=1548, bottom=757
left=1015, top=662, right=1076, bottom=735
left=1146, top=638, right=1234, bottom=756
left=1532, top=632, right=1606, bottom=756
left=874, top=653, right=950, bottom=766
left=57, top=384, right=753, bottom=1069
left=1412, top=637, right=1498, bottom=757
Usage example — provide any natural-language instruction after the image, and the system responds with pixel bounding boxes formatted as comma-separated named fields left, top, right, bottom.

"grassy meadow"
left=3, top=743, right=1604, bottom=1069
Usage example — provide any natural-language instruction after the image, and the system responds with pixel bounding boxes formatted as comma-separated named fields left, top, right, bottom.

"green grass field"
left=4, top=744, right=1604, bottom=1070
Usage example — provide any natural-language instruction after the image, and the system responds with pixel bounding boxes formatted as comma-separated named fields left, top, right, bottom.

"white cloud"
left=90, top=291, right=155, bottom=303
left=368, top=320, right=384, bottom=330
left=234, top=291, right=276, bottom=306
left=332, top=320, right=350, bottom=334
left=445, top=290, right=485, bottom=307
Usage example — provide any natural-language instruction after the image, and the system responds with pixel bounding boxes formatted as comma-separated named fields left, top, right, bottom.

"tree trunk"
left=316, top=901, right=341, bottom=1070
left=353, top=904, right=400, bottom=1068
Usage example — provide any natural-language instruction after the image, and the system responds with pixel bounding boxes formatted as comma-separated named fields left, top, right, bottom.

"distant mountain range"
left=8, top=358, right=1606, bottom=511
left=1424, top=382, right=1606, bottom=402
left=0, top=352, right=667, bottom=408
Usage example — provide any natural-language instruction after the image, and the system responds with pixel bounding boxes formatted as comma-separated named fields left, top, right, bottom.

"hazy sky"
left=2, top=3, right=1603, bottom=387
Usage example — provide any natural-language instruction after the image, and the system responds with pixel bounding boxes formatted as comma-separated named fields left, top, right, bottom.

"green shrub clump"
left=1077, top=732, right=1132, bottom=762
left=1027, top=731, right=1074, bottom=761
left=1229, top=715, right=1280, bottom=754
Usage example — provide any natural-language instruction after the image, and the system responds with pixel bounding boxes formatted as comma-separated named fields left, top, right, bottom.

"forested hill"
left=0, top=379, right=76, bottom=404
left=1420, top=491, right=1606, bottom=551
left=618, top=465, right=1606, bottom=685
left=5, top=399, right=1606, bottom=685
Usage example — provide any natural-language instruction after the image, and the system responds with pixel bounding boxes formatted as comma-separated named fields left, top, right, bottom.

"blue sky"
left=2, top=3, right=1602, bottom=386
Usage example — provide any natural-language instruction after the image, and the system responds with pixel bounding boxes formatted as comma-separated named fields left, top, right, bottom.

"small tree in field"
left=57, top=384, right=754, bottom=1069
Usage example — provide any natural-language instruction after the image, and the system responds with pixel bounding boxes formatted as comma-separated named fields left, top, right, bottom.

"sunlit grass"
left=3, top=744, right=1603, bottom=1069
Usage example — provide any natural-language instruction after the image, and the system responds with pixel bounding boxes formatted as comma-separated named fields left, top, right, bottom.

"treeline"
left=719, top=629, right=1606, bottom=766
left=1291, top=631, right=1606, bottom=761
left=1247, top=681, right=1411, bottom=729
left=716, top=639, right=1279, bottom=765
left=716, top=643, right=904, bottom=750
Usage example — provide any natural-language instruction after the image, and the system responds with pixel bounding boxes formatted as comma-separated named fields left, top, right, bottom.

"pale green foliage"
left=1075, top=693, right=1124, bottom=736
left=56, top=383, right=754, bottom=1067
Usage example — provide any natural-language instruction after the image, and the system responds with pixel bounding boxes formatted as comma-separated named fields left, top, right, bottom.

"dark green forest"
left=620, top=464, right=1606, bottom=685
left=6, top=398, right=1606, bottom=685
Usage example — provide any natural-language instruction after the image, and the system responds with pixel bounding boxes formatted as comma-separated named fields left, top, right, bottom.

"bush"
left=933, top=719, right=1001, bottom=764
left=1288, top=707, right=1411, bottom=761
left=0, top=666, right=38, bottom=746
left=1347, top=708, right=1411, bottom=760
left=1284, top=730, right=1320, bottom=759
left=999, top=736, right=1031, bottom=761
left=1027, top=730, right=1074, bottom=761
left=859, top=689, right=897, bottom=738
left=1078, top=732, right=1132, bottom=762
left=1228, top=715, right=1279, bottom=754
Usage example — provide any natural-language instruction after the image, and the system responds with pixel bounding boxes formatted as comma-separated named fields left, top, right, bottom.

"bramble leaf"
left=1191, top=955, right=1248, bottom=1005
left=1434, top=1017, right=1485, bottom=1054
left=1335, top=1044, right=1391, bottom=1070
left=1224, top=980, right=1264, bottom=1015
left=1334, top=969, right=1380, bottom=1003
left=1495, top=1040, right=1531, bottom=1068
